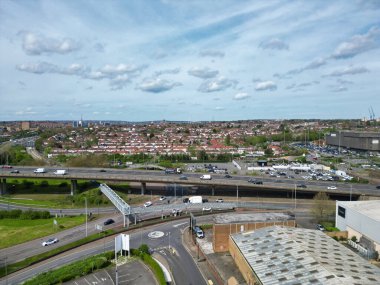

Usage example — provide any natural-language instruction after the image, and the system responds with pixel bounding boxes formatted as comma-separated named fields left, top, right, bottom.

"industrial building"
left=336, top=200, right=380, bottom=258
left=212, top=212, right=295, bottom=252
left=229, top=226, right=380, bottom=285
left=326, top=131, right=380, bottom=152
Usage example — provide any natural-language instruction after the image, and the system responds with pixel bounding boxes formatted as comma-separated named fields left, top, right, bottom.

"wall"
left=228, top=237, right=258, bottom=285
left=213, top=220, right=296, bottom=252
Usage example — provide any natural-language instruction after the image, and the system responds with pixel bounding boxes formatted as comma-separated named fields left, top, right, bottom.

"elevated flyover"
left=99, top=183, right=236, bottom=227
left=1, top=166, right=379, bottom=198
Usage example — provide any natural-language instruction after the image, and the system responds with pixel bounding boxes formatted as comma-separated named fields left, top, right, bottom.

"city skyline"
left=0, top=0, right=380, bottom=121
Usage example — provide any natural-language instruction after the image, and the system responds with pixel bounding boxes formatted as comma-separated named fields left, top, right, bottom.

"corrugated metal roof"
left=231, top=226, right=380, bottom=285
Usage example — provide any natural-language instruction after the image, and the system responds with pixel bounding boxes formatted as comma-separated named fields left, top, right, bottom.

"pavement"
left=182, top=226, right=247, bottom=285
left=64, top=258, right=156, bottom=285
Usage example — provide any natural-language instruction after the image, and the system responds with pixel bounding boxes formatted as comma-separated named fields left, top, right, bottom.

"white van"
left=200, top=174, right=212, bottom=180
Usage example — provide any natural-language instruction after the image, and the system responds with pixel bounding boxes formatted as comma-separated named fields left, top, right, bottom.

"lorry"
left=34, top=168, right=46, bottom=173
left=200, top=174, right=212, bottom=180
left=53, top=170, right=67, bottom=175
left=164, top=168, right=182, bottom=174
left=189, top=196, right=203, bottom=204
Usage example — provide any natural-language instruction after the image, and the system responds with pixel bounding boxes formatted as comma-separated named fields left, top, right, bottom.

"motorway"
left=1, top=166, right=379, bottom=196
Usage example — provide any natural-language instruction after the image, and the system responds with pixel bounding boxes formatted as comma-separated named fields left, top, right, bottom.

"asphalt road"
left=1, top=166, right=379, bottom=196
left=1, top=218, right=208, bottom=285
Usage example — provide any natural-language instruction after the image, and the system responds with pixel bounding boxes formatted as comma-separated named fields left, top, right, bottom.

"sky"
left=0, top=0, right=380, bottom=121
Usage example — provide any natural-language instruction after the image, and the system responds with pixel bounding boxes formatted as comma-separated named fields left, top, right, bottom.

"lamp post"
left=168, top=232, right=171, bottom=250
left=236, top=185, right=239, bottom=204
left=294, top=184, right=297, bottom=210
left=85, top=197, right=88, bottom=237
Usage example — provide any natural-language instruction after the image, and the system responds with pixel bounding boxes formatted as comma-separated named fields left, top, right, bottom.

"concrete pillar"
left=0, top=179, right=7, bottom=195
left=141, top=182, right=146, bottom=195
left=211, top=185, right=215, bottom=196
left=70, top=180, right=78, bottom=196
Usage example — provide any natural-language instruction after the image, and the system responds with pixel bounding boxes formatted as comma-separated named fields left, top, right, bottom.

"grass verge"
left=0, top=215, right=87, bottom=249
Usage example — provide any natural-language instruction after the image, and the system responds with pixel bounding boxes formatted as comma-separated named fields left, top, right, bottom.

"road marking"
left=93, top=274, right=101, bottom=282
left=84, top=277, right=92, bottom=285
left=173, top=221, right=188, bottom=227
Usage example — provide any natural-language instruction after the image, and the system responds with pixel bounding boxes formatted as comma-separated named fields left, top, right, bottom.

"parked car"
left=316, top=224, right=325, bottom=231
left=104, top=219, right=115, bottom=225
left=42, top=238, right=58, bottom=246
left=144, top=201, right=152, bottom=207
left=10, top=169, right=19, bottom=173
left=327, top=186, right=337, bottom=190
left=216, top=198, right=224, bottom=203
left=159, top=196, right=166, bottom=201
left=194, top=226, right=204, bottom=238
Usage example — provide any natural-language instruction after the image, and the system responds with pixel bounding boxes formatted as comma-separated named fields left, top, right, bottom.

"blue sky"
left=0, top=0, right=379, bottom=121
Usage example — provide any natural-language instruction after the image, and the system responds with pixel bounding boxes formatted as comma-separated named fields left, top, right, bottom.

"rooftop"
left=214, top=212, right=294, bottom=224
left=230, top=226, right=380, bottom=285
left=338, top=200, right=380, bottom=223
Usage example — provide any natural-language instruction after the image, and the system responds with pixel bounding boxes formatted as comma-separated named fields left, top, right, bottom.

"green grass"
left=0, top=215, right=86, bottom=249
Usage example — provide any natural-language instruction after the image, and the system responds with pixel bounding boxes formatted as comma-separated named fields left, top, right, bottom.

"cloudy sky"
left=0, top=0, right=379, bottom=121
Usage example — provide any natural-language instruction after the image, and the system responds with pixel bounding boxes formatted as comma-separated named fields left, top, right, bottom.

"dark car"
left=104, top=219, right=115, bottom=225
left=224, top=174, right=232, bottom=178
left=179, top=175, right=188, bottom=180
left=99, top=169, right=106, bottom=172
left=297, top=184, right=307, bottom=188
left=376, top=185, right=380, bottom=189
left=248, top=178, right=263, bottom=185
left=10, top=169, right=20, bottom=173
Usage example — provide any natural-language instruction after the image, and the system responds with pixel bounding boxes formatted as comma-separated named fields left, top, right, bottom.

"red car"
left=1, top=165, right=12, bottom=169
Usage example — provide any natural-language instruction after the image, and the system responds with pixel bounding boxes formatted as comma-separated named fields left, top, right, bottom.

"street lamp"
left=85, top=197, right=88, bottom=237
left=168, top=232, right=171, bottom=250
left=294, top=184, right=297, bottom=210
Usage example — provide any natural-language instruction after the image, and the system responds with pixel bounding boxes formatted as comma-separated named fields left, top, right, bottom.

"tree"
left=311, top=192, right=335, bottom=222
left=224, top=134, right=231, bottom=146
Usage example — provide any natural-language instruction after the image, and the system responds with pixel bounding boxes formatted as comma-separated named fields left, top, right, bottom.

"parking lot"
left=64, top=259, right=155, bottom=285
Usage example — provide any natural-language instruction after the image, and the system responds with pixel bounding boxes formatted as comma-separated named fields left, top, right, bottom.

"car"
left=224, top=174, right=232, bottom=178
left=297, top=184, right=307, bottom=188
left=179, top=175, right=188, bottom=180
left=216, top=198, right=224, bottom=203
left=327, top=186, right=337, bottom=190
left=194, top=226, right=204, bottom=238
left=10, top=169, right=19, bottom=173
left=316, top=224, right=325, bottom=231
left=144, top=201, right=152, bottom=207
left=202, top=206, right=212, bottom=211
left=104, top=219, right=115, bottom=225
left=159, top=196, right=166, bottom=201
left=248, top=178, right=263, bottom=184
left=376, top=185, right=380, bottom=189
left=1, top=165, right=12, bottom=169
left=42, top=238, right=58, bottom=246
left=99, top=169, right=106, bottom=172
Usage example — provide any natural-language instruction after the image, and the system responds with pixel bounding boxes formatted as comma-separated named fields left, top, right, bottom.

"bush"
left=138, top=244, right=150, bottom=255
left=40, top=181, right=49, bottom=187
left=351, top=236, right=357, bottom=242
left=0, top=209, right=51, bottom=220
left=59, top=182, right=68, bottom=188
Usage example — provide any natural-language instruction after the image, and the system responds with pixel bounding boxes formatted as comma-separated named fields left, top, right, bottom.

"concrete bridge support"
left=0, top=179, right=6, bottom=195
left=70, top=180, right=78, bottom=196
left=141, top=182, right=146, bottom=195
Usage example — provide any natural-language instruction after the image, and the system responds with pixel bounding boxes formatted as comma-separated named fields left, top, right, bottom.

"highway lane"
left=1, top=166, right=378, bottom=196
left=1, top=218, right=208, bottom=285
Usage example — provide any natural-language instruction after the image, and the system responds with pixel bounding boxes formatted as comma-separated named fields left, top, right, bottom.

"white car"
left=144, top=201, right=152, bottom=207
left=159, top=196, right=166, bottom=201
left=327, top=186, right=337, bottom=190
left=202, top=206, right=212, bottom=211
left=42, top=238, right=58, bottom=246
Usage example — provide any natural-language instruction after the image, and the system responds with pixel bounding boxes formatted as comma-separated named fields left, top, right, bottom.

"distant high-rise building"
left=21, top=121, right=30, bottom=130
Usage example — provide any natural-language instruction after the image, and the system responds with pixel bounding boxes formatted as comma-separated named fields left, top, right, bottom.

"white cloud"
left=325, top=65, right=369, bottom=77
left=198, top=77, right=237, bottom=92
left=154, top=68, right=180, bottom=76
left=259, top=38, right=289, bottom=50
left=255, top=81, right=277, bottom=91
left=332, top=26, right=380, bottom=59
left=285, top=58, right=327, bottom=76
left=215, top=106, right=225, bottom=110
left=19, top=31, right=81, bottom=55
left=138, top=77, right=182, bottom=93
left=233, top=92, right=250, bottom=100
left=99, top=64, right=145, bottom=76
left=199, top=50, right=225, bottom=58
left=188, top=67, right=219, bottom=79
